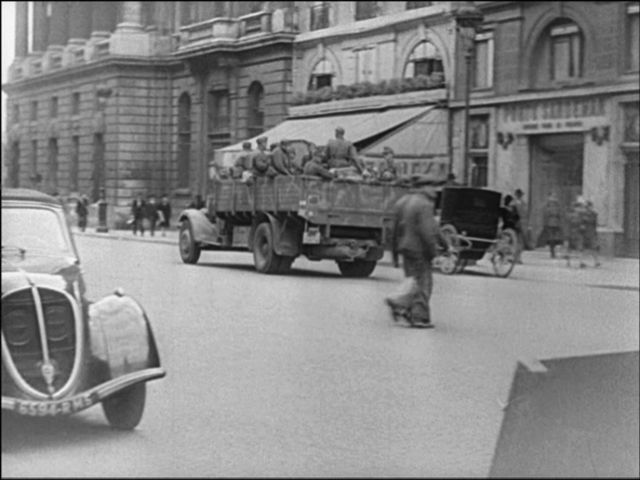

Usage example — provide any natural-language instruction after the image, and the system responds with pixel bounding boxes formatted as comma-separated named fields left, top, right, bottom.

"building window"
left=72, top=92, right=80, bottom=115
left=550, top=21, right=583, bottom=81
left=50, top=96, right=58, bottom=118
left=354, top=47, right=376, bottom=83
left=8, top=142, right=20, bottom=188
left=406, top=1, right=431, bottom=9
left=47, top=138, right=58, bottom=194
left=247, top=82, right=264, bottom=138
left=470, top=115, right=489, bottom=188
left=308, top=58, right=335, bottom=90
left=310, top=2, right=330, bottom=30
left=178, top=93, right=191, bottom=188
left=12, top=103, right=20, bottom=123
left=70, top=136, right=80, bottom=192
left=403, top=41, right=444, bottom=79
left=355, top=1, right=378, bottom=21
left=473, top=32, right=494, bottom=89
left=30, top=100, right=38, bottom=121
left=628, top=4, right=639, bottom=71
left=623, top=103, right=640, bottom=143
left=208, top=90, right=230, bottom=133
left=31, top=140, right=38, bottom=180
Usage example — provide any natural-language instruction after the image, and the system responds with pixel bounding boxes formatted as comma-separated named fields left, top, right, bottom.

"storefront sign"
left=501, top=97, right=607, bottom=133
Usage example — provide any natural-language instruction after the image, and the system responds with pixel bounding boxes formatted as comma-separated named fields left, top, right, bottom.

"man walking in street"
left=385, top=174, right=450, bottom=328
left=131, top=193, right=146, bottom=236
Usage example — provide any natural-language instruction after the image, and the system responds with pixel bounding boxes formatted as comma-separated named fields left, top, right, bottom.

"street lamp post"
left=453, top=2, right=484, bottom=186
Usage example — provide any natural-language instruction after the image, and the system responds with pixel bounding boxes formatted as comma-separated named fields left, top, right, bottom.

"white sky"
left=2, top=1, right=16, bottom=132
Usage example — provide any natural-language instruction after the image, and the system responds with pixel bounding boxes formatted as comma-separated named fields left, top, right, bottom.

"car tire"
left=337, top=260, right=377, bottom=278
left=102, top=382, right=146, bottom=430
left=179, top=219, right=201, bottom=264
left=253, top=222, right=282, bottom=274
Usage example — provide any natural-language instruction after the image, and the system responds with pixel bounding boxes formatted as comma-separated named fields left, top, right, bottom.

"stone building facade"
left=449, top=1, right=639, bottom=257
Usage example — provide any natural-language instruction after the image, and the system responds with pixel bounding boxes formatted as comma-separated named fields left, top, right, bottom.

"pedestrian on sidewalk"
left=513, top=188, right=529, bottom=263
left=565, top=195, right=600, bottom=268
left=144, top=194, right=160, bottom=237
left=131, top=193, right=146, bottom=236
left=539, top=192, right=564, bottom=259
left=158, top=194, right=172, bottom=237
left=75, top=194, right=89, bottom=232
left=385, top=174, right=450, bottom=328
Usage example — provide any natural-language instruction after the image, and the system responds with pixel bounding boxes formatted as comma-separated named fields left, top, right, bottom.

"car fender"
left=178, top=208, right=219, bottom=244
left=250, top=213, right=301, bottom=257
left=88, top=293, right=161, bottom=381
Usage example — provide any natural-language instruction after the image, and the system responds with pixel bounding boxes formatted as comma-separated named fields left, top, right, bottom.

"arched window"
left=178, top=93, right=191, bottom=188
left=403, top=40, right=444, bottom=79
left=549, top=20, right=583, bottom=81
left=308, top=58, right=335, bottom=91
left=247, top=82, right=264, bottom=138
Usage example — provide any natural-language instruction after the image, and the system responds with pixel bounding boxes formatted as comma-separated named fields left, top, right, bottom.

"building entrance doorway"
left=529, top=133, right=584, bottom=247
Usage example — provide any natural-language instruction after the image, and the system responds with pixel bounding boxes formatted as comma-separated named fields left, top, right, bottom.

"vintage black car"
left=2, top=188, right=165, bottom=429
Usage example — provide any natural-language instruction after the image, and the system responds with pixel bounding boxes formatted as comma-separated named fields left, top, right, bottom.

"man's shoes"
left=412, top=320, right=434, bottom=329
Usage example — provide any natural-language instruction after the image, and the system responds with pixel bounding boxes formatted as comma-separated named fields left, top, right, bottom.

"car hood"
left=2, top=255, right=84, bottom=296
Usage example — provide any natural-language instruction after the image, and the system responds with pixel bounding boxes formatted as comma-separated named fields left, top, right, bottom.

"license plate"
left=14, top=392, right=98, bottom=416
left=303, top=230, right=321, bottom=245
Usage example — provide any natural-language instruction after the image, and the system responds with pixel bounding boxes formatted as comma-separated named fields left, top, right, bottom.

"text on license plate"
left=15, top=392, right=98, bottom=416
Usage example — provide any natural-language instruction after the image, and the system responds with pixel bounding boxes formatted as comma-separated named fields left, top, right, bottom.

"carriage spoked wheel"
left=491, top=228, right=517, bottom=278
left=438, top=224, right=462, bottom=275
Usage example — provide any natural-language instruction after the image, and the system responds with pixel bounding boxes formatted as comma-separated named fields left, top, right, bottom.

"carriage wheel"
left=491, top=228, right=517, bottom=277
left=438, top=224, right=461, bottom=275
left=455, top=259, right=468, bottom=274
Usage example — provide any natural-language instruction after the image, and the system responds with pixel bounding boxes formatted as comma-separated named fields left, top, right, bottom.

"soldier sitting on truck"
left=271, top=139, right=294, bottom=176
left=377, top=146, right=398, bottom=182
left=303, top=145, right=335, bottom=180
left=251, top=136, right=278, bottom=178
left=232, top=141, right=254, bottom=181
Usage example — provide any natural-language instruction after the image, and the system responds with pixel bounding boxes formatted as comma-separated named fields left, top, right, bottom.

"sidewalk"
left=72, top=227, right=639, bottom=290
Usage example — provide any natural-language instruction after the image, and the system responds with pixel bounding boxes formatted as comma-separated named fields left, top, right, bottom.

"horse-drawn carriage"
left=434, top=186, right=518, bottom=278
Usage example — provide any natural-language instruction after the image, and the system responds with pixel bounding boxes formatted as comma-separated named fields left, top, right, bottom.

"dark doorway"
left=91, top=134, right=105, bottom=202
left=529, top=133, right=584, bottom=246
left=622, top=149, right=639, bottom=257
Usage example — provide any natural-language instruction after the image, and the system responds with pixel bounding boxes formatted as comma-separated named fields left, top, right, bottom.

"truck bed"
left=209, top=176, right=408, bottom=228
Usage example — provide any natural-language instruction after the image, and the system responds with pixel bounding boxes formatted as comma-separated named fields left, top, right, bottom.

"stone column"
left=47, top=2, right=70, bottom=48
left=68, top=2, right=92, bottom=45
left=32, top=2, right=48, bottom=52
left=15, top=1, right=29, bottom=57
left=110, top=1, right=151, bottom=56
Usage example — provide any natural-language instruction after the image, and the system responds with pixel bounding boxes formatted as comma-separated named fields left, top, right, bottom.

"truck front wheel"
left=337, top=260, right=377, bottom=278
left=253, top=222, right=284, bottom=274
left=179, top=219, right=201, bottom=264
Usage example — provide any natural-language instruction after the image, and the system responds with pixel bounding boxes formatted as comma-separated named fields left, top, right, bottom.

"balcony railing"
left=239, top=11, right=271, bottom=36
left=179, top=17, right=240, bottom=48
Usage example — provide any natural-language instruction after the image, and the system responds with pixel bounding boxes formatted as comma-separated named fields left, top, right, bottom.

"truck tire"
left=179, top=219, right=201, bottom=264
left=253, top=222, right=284, bottom=274
left=337, top=260, right=377, bottom=278
left=277, top=256, right=295, bottom=274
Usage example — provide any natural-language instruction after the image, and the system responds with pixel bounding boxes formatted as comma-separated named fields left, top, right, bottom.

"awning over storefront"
left=216, top=105, right=436, bottom=163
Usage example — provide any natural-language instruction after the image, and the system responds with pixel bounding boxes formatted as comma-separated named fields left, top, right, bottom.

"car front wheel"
left=102, top=382, right=146, bottom=430
left=179, top=219, right=201, bottom=264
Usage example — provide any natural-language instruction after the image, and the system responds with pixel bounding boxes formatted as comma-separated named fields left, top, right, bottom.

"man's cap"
left=257, top=136, right=268, bottom=144
left=335, top=126, right=345, bottom=134
left=242, top=141, right=252, bottom=149
left=280, top=138, right=289, bottom=144
left=382, top=146, right=394, bottom=155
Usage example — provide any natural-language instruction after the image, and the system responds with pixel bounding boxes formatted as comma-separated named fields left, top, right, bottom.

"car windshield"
left=2, top=206, right=73, bottom=257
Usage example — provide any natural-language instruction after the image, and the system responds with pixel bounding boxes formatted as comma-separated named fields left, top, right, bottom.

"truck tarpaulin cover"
left=490, top=350, right=639, bottom=477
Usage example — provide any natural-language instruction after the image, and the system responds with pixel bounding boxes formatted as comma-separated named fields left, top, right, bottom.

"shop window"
left=406, top=1, right=431, bottom=9
left=628, top=3, right=639, bottom=72
left=30, top=100, right=38, bottom=121
left=308, top=58, right=335, bottom=90
left=70, top=136, right=79, bottom=192
left=208, top=90, right=230, bottom=133
left=355, top=47, right=376, bottom=83
left=550, top=21, right=583, bottom=81
left=72, top=92, right=80, bottom=115
left=403, top=41, right=444, bottom=79
left=470, top=115, right=489, bottom=187
left=247, top=82, right=264, bottom=138
left=355, top=1, right=378, bottom=21
left=473, top=32, right=494, bottom=89
left=178, top=93, right=191, bottom=188
left=310, top=2, right=330, bottom=30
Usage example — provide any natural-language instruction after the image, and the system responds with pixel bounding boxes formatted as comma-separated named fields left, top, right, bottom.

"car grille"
left=2, top=287, right=77, bottom=394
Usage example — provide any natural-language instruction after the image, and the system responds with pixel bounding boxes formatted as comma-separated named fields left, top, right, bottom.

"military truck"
left=177, top=141, right=408, bottom=277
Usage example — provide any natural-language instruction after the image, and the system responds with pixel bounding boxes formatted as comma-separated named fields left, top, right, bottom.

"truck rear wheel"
left=179, top=219, right=201, bottom=264
left=253, top=222, right=284, bottom=274
left=337, top=260, right=377, bottom=278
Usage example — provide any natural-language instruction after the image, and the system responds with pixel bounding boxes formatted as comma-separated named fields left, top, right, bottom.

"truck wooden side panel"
left=209, top=176, right=407, bottom=227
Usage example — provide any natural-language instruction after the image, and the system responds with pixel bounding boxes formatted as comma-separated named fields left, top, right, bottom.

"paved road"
left=2, top=235, right=638, bottom=477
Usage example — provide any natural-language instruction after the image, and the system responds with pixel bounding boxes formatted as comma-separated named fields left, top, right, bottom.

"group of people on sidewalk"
left=129, top=193, right=172, bottom=237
